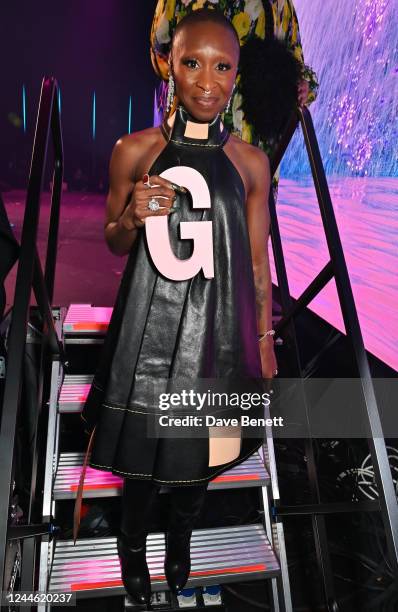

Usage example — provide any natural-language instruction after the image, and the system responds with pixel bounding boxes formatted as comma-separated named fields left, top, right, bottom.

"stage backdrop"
left=0, top=0, right=159, bottom=190
left=282, top=0, right=397, bottom=178
left=274, top=0, right=397, bottom=371
left=2, top=0, right=396, bottom=370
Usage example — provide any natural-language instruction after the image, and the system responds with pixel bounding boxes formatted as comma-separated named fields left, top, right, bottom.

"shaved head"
left=172, top=8, right=240, bottom=57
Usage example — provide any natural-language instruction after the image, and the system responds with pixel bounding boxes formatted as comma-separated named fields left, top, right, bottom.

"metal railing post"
left=0, top=76, right=64, bottom=593
left=265, top=105, right=398, bottom=609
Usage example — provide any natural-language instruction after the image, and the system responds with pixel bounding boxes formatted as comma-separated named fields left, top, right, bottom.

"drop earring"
left=166, top=72, right=175, bottom=114
left=225, top=86, right=235, bottom=114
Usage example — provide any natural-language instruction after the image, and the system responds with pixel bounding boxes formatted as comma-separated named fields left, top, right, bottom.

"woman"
left=151, top=0, right=319, bottom=194
left=75, top=8, right=277, bottom=607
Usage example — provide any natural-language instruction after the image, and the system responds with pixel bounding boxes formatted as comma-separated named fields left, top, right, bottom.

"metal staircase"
left=3, top=75, right=397, bottom=612
left=38, top=303, right=293, bottom=609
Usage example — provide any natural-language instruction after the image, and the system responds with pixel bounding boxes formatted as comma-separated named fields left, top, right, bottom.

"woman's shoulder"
left=227, top=134, right=270, bottom=173
left=114, top=126, right=163, bottom=154
left=109, top=127, right=165, bottom=175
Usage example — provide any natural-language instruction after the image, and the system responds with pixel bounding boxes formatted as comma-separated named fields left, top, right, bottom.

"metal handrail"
left=268, top=106, right=398, bottom=608
left=0, top=76, right=64, bottom=593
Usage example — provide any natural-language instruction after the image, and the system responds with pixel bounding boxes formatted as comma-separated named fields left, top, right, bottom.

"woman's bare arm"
left=245, top=146, right=277, bottom=378
left=104, top=136, right=142, bottom=256
left=104, top=135, right=175, bottom=256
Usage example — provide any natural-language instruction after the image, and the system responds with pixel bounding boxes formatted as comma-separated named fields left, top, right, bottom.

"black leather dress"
left=81, top=105, right=265, bottom=486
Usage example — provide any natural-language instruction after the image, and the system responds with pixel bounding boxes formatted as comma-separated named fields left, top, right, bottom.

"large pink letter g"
left=145, top=166, right=214, bottom=280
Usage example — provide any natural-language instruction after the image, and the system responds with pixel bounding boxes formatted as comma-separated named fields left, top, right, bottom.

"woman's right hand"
left=120, top=174, right=177, bottom=230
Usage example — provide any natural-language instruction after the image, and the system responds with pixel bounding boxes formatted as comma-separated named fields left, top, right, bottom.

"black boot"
left=117, top=478, right=159, bottom=607
left=164, top=484, right=208, bottom=594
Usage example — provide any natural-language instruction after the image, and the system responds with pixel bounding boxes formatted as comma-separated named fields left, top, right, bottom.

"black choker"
left=161, top=105, right=229, bottom=148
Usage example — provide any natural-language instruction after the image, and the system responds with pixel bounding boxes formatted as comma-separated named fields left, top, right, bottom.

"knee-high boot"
left=164, top=483, right=208, bottom=593
left=117, top=478, right=160, bottom=607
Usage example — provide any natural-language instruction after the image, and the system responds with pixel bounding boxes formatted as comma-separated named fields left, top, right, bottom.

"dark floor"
left=4, top=190, right=124, bottom=309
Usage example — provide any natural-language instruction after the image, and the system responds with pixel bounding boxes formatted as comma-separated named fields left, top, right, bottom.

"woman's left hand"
left=298, top=79, right=310, bottom=108
left=259, top=337, right=278, bottom=379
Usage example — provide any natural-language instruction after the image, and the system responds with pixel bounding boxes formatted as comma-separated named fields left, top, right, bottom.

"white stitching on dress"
left=103, top=403, right=163, bottom=416
left=89, top=461, right=152, bottom=477
left=89, top=441, right=263, bottom=484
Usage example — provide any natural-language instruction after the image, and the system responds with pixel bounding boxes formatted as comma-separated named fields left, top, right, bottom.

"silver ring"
left=147, top=197, right=160, bottom=211
left=274, top=369, right=278, bottom=376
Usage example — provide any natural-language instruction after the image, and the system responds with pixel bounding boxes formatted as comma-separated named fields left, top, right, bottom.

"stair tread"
left=53, top=450, right=270, bottom=497
left=59, top=374, right=93, bottom=412
left=48, top=524, right=280, bottom=596
left=63, top=305, right=280, bottom=340
left=64, top=304, right=112, bottom=334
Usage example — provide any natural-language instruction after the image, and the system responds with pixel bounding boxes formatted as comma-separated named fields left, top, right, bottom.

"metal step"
left=48, top=524, right=280, bottom=598
left=53, top=451, right=270, bottom=499
left=59, top=374, right=93, bottom=413
left=63, top=304, right=112, bottom=335
left=62, top=304, right=283, bottom=347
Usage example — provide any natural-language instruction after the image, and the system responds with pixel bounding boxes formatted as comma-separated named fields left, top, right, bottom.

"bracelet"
left=258, top=329, right=275, bottom=342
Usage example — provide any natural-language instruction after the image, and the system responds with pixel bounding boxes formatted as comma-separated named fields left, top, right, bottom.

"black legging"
left=120, top=478, right=208, bottom=539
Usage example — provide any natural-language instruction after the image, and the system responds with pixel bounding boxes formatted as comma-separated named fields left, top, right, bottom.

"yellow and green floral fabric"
left=150, top=0, right=319, bottom=166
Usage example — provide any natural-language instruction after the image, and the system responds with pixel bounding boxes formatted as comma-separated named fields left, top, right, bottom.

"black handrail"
left=268, top=107, right=398, bottom=608
left=0, top=76, right=64, bottom=593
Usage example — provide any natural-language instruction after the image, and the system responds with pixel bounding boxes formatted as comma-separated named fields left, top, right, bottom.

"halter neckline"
left=161, top=105, right=229, bottom=149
